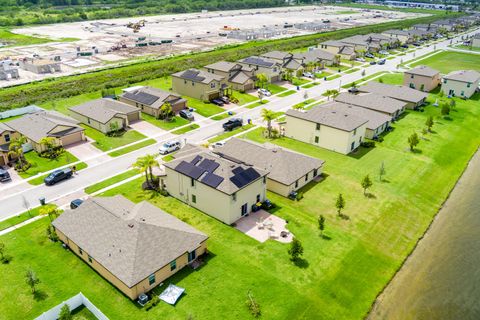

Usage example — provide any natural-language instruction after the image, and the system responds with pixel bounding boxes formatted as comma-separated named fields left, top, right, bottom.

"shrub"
left=1, top=254, right=13, bottom=264
left=145, top=296, right=160, bottom=311
left=361, top=141, right=375, bottom=148
left=246, top=291, right=261, bottom=318
left=46, top=225, right=59, bottom=242
left=296, top=192, right=304, bottom=201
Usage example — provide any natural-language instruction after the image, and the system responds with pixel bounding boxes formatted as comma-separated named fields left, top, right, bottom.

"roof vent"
left=128, top=223, right=134, bottom=228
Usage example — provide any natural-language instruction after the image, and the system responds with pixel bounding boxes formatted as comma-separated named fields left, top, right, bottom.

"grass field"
left=245, top=100, right=269, bottom=109
left=81, top=126, right=148, bottom=152
left=410, top=51, right=480, bottom=73
left=0, top=28, right=57, bottom=46
left=142, top=114, right=189, bottom=131
left=1, top=89, right=478, bottom=319
left=265, top=83, right=287, bottom=95
left=453, top=45, right=480, bottom=52
left=208, top=124, right=255, bottom=143
left=230, top=91, right=258, bottom=106
left=171, top=123, right=200, bottom=135
left=84, top=169, right=138, bottom=194
left=18, top=151, right=84, bottom=181
left=376, top=73, right=403, bottom=85
left=0, top=206, right=53, bottom=232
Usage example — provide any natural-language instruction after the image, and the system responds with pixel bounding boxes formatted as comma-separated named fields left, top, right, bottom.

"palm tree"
left=261, top=108, right=276, bottom=139
left=159, top=102, right=172, bottom=121
left=39, top=136, right=57, bottom=157
left=256, top=73, right=268, bottom=89
left=8, top=136, right=28, bottom=170
left=134, top=154, right=159, bottom=186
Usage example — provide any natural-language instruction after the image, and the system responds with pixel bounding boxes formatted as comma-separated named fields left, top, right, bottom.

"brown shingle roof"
left=405, top=65, right=440, bottom=78
left=358, top=82, right=428, bottom=104
left=335, top=92, right=407, bottom=114
left=443, top=70, right=480, bottom=83
left=69, top=98, right=138, bottom=124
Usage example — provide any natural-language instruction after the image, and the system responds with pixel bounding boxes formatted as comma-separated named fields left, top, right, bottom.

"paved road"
left=0, top=28, right=478, bottom=221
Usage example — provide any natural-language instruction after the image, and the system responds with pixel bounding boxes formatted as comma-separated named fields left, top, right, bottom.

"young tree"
left=256, top=73, right=268, bottom=89
left=379, top=161, right=386, bottom=182
left=59, top=304, right=72, bottom=320
left=425, top=116, right=434, bottom=132
left=159, top=102, right=173, bottom=121
left=109, top=121, right=120, bottom=134
left=39, top=136, right=57, bottom=154
left=25, top=269, right=40, bottom=294
left=245, top=290, right=261, bottom=318
left=361, top=174, right=373, bottom=196
left=40, top=206, right=60, bottom=222
left=261, top=108, right=276, bottom=139
left=335, top=193, right=345, bottom=216
left=303, top=91, right=309, bottom=101
left=288, top=238, right=304, bottom=262
left=408, top=132, right=419, bottom=151
left=8, top=136, right=29, bottom=170
left=318, top=215, right=325, bottom=236
left=449, top=99, right=456, bottom=110
left=441, top=103, right=451, bottom=117
left=361, top=69, right=366, bottom=77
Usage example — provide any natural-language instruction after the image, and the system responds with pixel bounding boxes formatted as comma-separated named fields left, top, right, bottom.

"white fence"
left=0, top=105, right=42, bottom=120
left=35, top=292, right=109, bottom=320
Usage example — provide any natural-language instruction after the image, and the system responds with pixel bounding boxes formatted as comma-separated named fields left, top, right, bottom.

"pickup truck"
left=44, top=168, right=73, bottom=186
left=223, top=118, right=243, bottom=131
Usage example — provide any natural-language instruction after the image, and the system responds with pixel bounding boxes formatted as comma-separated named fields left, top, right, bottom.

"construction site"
left=0, top=5, right=426, bottom=87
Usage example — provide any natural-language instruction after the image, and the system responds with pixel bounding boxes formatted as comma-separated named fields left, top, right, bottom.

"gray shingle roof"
left=0, top=122, right=13, bottom=134
left=357, top=82, right=428, bottom=104
left=383, top=29, right=410, bottom=36
left=69, top=98, right=138, bottom=124
left=172, top=69, right=225, bottom=84
left=120, top=86, right=184, bottom=110
left=213, top=138, right=324, bottom=186
left=239, top=56, right=278, bottom=68
left=165, top=151, right=268, bottom=195
left=52, top=196, right=208, bottom=288
left=320, top=101, right=391, bottom=131
left=443, top=70, right=480, bottom=83
left=261, top=51, right=290, bottom=61
left=405, top=65, right=440, bottom=78
left=294, top=49, right=336, bottom=63
left=204, top=61, right=238, bottom=72
left=335, top=92, right=407, bottom=114
left=286, top=106, right=368, bottom=132
left=4, top=111, right=83, bottom=143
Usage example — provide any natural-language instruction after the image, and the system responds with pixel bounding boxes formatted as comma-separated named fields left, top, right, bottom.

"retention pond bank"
left=369, top=149, right=480, bottom=320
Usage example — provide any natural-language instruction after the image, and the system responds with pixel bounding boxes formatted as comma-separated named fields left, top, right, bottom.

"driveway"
left=66, top=140, right=110, bottom=166
left=129, top=120, right=166, bottom=141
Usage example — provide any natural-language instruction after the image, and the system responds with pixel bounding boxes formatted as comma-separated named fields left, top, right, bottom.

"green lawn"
left=108, top=139, right=156, bottom=157
left=277, top=90, right=296, bottom=97
left=292, top=99, right=316, bottom=110
left=28, top=162, right=88, bottom=186
left=141, top=114, right=189, bottom=131
left=265, top=83, right=287, bottom=95
left=82, top=126, right=148, bottom=152
left=211, top=113, right=233, bottom=121
left=40, top=91, right=102, bottom=116
left=171, top=124, right=200, bottom=135
left=71, top=305, right=98, bottom=320
left=291, top=77, right=310, bottom=86
left=84, top=170, right=138, bottom=194
left=327, top=74, right=341, bottom=81
left=0, top=206, right=54, bottom=232
left=303, top=82, right=320, bottom=89
left=245, top=100, right=269, bottom=109
left=345, top=68, right=360, bottom=74
left=454, top=45, right=480, bottom=52
left=18, top=151, right=84, bottom=181
left=2, top=91, right=478, bottom=319
left=342, top=71, right=389, bottom=88
left=230, top=91, right=258, bottom=106
left=186, top=98, right=224, bottom=118
left=410, top=51, right=480, bottom=73
left=315, top=71, right=332, bottom=79
left=208, top=124, right=255, bottom=143
left=375, top=73, right=403, bottom=85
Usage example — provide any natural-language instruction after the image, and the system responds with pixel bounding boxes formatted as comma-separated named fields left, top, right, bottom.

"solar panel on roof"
left=123, top=91, right=159, bottom=105
left=198, top=159, right=220, bottom=173
left=230, top=175, right=249, bottom=188
left=190, top=155, right=203, bottom=165
left=175, top=161, right=206, bottom=179
left=230, top=167, right=261, bottom=188
left=242, top=168, right=261, bottom=181
left=201, top=172, right=224, bottom=188
left=243, top=57, right=274, bottom=67
left=232, top=167, right=244, bottom=175
left=182, top=70, right=206, bottom=82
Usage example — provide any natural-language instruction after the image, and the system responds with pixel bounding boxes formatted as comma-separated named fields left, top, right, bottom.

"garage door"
left=60, top=131, right=83, bottom=147
left=127, top=112, right=140, bottom=123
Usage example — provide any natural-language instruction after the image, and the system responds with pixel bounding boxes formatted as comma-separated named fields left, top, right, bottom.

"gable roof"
left=239, top=56, right=279, bottom=68
left=4, top=111, right=83, bottom=143
left=204, top=61, right=239, bottom=73
left=320, top=101, right=391, bottom=131
left=383, top=29, right=410, bottom=36
left=443, top=70, right=480, bottom=83
left=405, top=65, right=440, bottom=78
left=120, top=86, right=184, bottom=110
left=335, top=92, right=407, bottom=114
left=52, top=196, right=207, bottom=288
left=164, top=150, right=268, bottom=195
left=261, top=51, right=291, bottom=61
left=213, top=138, right=324, bottom=186
left=0, top=122, right=14, bottom=134
left=357, top=82, right=428, bottom=104
left=172, top=69, right=225, bottom=84
left=69, top=98, right=138, bottom=124
left=286, top=106, right=368, bottom=132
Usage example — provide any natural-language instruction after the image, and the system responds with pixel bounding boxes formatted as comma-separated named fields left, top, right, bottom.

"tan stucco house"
left=294, top=49, right=339, bottom=68
left=335, top=92, right=407, bottom=119
left=403, top=65, right=441, bottom=92
left=237, top=56, right=282, bottom=83
left=318, top=40, right=356, bottom=60
left=0, top=123, right=21, bottom=165
left=285, top=106, right=368, bottom=155
left=260, top=51, right=304, bottom=76
left=164, top=150, right=268, bottom=225
left=4, top=111, right=85, bottom=153
left=69, top=98, right=140, bottom=134
left=202, top=61, right=256, bottom=92
left=52, top=196, right=208, bottom=300
left=172, top=69, right=227, bottom=101
left=441, top=70, right=480, bottom=99
left=214, top=138, right=325, bottom=197
left=358, top=82, right=428, bottom=109
left=119, top=86, right=187, bottom=118
left=381, top=29, right=412, bottom=44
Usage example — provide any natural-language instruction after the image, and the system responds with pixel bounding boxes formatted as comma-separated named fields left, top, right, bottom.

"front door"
left=188, top=250, right=196, bottom=263
left=241, top=203, right=248, bottom=216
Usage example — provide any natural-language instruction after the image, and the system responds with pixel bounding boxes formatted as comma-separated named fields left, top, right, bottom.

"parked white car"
left=302, top=72, right=314, bottom=78
left=257, top=88, right=271, bottom=97
left=159, top=141, right=181, bottom=155
left=356, top=58, right=366, bottom=62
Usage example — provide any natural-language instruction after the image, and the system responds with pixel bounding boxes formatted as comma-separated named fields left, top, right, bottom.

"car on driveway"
left=44, top=168, right=73, bottom=186
left=379, top=50, right=389, bottom=55
left=0, top=168, right=11, bottom=182
left=70, top=199, right=84, bottom=209
left=356, top=58, right=366, bottom=62
left=179, top=109, right=194, bottom=121
left=302, top=72, right=314, bottom=78
left=365, top=53, right=375, bottom=58
left=159, top=140, right=181, bottom=155
left=223, top=118, right=243, bottom=131
left=370, top=61, right=377, bottom=65
left=211, top=98, right=224, bottom=106
left=348, top=87, right=359, bottom=93
left=401, top=44, right=409, bottom=49
left=257, top=88, right=271, bottom=97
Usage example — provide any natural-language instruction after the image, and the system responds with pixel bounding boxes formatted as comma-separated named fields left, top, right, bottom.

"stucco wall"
left=70, top=111, right=126, bottom=134
left=403, top=73, right=440, bottom=92
left=266, top=166, right=321, bottom=197
left=172, top=76, right=224, bottom=101
left=441, top=79, right=479, bottom=98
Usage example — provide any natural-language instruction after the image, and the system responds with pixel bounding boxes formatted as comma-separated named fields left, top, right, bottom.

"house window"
left=88, top=255, right=93, bottom=263
left=148, top=274, right=155, bottom=285
left=467, top=83, right=471, bottom=88
left=210, top=82, right=215, bottom=88
left=184, top=80, right=187, bottom=84
left=192, top=194, right=196, bottom=203
left=191, top=178, right=195, bottom=187
left=4, top=134, right=10, bottom=142
left=87, top=118, right=90, bottom=124
left=409, top=83, right=415, bottom=89
left=314, top=136, right=319, bottom=143
left=263, top=176, right=266, bottom=184
left=410, top=74, right=414, bottom=79
left=241, top=203, right=248, bottom=216
left=351, top=142, right=355, bottom=151
left=170, top=260, right=176, bottom=271
left=313, top=169, right=318, bottom=177
left=353, top=129, right=357, bottom=136
left=232, top=193, right=236, bottom=201
left=443, top=79, right=447, bottom=84
left=305, top=173, right=309, bottom=181
left=78, top=247, right=83, bottom=255
left=256, top=194, right=261, bottom=203
left=461, top=91, right=465, bottom=96
left=316, top=123, right=320, bottom=130
left=295, top=180, right=298, bottom=188
left=188, top=250, right=196, bottom=262
left=192, top=82, right=195, bottom=86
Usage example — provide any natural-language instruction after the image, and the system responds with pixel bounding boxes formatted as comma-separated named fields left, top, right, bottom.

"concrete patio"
left=234, top=209, right=293, bottom=243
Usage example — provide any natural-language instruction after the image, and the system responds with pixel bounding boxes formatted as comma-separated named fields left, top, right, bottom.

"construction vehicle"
left=222, top=26, right=240, bottom=31
left=127, top=20, right=146, bottom=33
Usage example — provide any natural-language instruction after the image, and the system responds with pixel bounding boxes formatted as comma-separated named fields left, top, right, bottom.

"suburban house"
left=285, top=106, right=368, bottom=154
left=213, top=138, right=325, bottom=197
left=171, top=69, right=227, bottom=101
left=4, top=111, right=85, bottom=153
left=431, top=20, right=456, bottom=31
left=119, top=86, right=187, bottom=117
left=164, top=150, right=269, bottom=225
left=202, top=61, right=256, bottom=92
left=406, top=29, right=432, bottom=40
left=293, top=49, right=339, bottom=68
left=0, top=60, right=19, bottom=80
left=237, top=56, right=282, bottom=83
left=403, top=65, right=441, bottom=92
left=318, top=40, right=356, bottom=60
left=357, top=82, right=428, bottom=109
left=52, top=196, right=208, bottom=300
left=0, top=123, right=21, bottom=166
left=381, top=29, right=412, bottom=44
left=260, top=51, right=304, bottom=76
left=338, top=35, right=370, bottom=52
left=335, top=92, right=406, bottom=119
left=69, top=98, right=141, bottom=134
left=321, top=101, right=391, bottom=139
left=19, top=57, right=61, bottom=74
left=473, top=34, right=480, bottom=48
left=441, top=70, right=480, bottom=99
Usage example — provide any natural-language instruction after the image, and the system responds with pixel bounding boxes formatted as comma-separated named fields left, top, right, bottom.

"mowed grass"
left=84, top=169, right=138, bottom=194
left=0, top=206, right=53, bottom=232
left=171, top=123, right=200, bottom=135
left=230, top=91, right=258, bottom=105
left=409, top=51, right=479, bottom=73
left=265, top=83, right=287, bottom=95
left=375, top=73, right=403, bottom=85
left=82, top=126, right=148, bottom=152
left=108, top=139, right=156, bottom=157
left=142, top=114, right=189, bottom=131
left=1, top=91, right=479, bottom=319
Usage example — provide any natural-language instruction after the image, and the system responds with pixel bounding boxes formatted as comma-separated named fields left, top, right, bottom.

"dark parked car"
left=377, top=59, right=386, bottom=65
left=70, top=199, right=84, bottom=209
left=223, top=118, right=243, bottom=131
left=179, top=109, right=194, bottom=121
left=401, top=44, right=409, bottom=49
left=44, top=168, right=73, bottom=186
left=370, top=61, right=377, bottom=65
left=219, top=96, right=230, bottom=104
left=0, top=169, right=11, bottom=182
left=211, top=98, right=224, bottom=106
left=348, top=87, right=359, bottom=93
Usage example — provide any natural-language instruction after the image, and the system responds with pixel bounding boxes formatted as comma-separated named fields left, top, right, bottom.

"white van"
left=159, top=141, right=181, bottom=155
